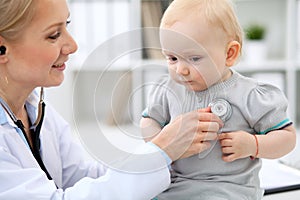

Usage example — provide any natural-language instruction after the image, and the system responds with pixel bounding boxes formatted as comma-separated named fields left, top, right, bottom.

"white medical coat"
left=0, top=92, right=170, bottom=199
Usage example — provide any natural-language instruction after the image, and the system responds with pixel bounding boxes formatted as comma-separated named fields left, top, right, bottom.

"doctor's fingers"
left=181, top=141, right=212, bottom=158
left=181, top=109, right=222, bottom=127
left=198, top=112, right=224, bottom=128
left=198, top=121, right=221, bottom=133
left=194, top=131, right=218, bottom=143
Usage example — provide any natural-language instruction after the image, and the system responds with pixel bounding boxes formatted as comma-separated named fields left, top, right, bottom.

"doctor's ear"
left=225, top=41, right=241, bottom=67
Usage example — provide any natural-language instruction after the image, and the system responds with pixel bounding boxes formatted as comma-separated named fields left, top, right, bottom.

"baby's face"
left=160, top=15, right=231, bottom=91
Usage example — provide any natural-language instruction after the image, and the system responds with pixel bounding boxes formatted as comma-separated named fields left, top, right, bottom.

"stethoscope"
left=0, top=87, right=53, bottom=180
left=209, top=98, right=232, bottom=122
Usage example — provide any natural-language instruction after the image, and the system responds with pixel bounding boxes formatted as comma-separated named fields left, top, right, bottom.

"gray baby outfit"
left=142, top=70, right=292, bottom=200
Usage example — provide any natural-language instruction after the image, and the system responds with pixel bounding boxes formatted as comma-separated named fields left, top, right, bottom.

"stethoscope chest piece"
left=209, top=98, right=232, bottom=122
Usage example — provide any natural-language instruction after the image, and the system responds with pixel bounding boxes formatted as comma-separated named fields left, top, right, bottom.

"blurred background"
left=47, top=0, right=300, bottom=129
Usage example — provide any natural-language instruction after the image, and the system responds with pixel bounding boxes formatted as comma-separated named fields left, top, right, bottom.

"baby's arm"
left=252, top=125, right=296, bottom=159
left=219, top=82, right=297, bottom=162
left=219, top=125, right=296, bottom=162
left=140, top=117, right=162, bottom=142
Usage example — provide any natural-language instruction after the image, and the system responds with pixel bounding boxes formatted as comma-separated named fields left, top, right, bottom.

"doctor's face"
left=6, top=0, right=77, bottom=89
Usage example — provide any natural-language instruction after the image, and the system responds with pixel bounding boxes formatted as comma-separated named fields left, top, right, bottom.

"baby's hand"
left=218, top=131, right=257, bottom=162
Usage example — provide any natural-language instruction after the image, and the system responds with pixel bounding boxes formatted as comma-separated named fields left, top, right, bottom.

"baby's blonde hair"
left=0, top=0, right=35, bottom=41
left=161, top=0, right=243, bottom=49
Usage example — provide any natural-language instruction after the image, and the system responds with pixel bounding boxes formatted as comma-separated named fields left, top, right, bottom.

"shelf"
left=137, top=59, right=290, bottom=73
left=56, top=0, right=299, bottom=128
left=235, top=60, right=289, bottom=73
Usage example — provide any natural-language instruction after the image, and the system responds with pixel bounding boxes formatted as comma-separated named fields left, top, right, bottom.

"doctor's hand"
left=151, top=107, right=223, bottom=161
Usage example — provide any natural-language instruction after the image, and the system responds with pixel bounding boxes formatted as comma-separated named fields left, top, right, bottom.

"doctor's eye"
left=48, top=32, right=61, bottom=40
left=66, top=20, right=71, bottom=27
left=166, top=55, right=178, bottom=64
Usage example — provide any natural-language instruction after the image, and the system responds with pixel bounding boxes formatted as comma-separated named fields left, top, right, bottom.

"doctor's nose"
left=176, top=61, right=190, bottom=76
left=62, top=31, right=78, bottom=55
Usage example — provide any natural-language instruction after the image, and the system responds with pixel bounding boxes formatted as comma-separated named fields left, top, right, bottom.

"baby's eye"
left=189, top=56, right=202, bottom=63
left=166, top=55, right=178, bottom=64
left=48, top=32, right=61, bottom=40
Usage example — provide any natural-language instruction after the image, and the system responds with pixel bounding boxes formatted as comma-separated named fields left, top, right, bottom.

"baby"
left=140, top=0, right=296, bottom=199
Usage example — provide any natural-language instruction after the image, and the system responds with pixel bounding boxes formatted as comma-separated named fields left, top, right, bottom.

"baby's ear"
left=225, top=41, right=241, bottom=66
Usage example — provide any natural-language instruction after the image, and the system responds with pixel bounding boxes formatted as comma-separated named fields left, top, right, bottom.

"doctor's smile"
left=52, top=63, right=66, bottom=71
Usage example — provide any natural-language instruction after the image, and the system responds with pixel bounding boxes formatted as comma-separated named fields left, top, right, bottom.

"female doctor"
left=0, top=0, right=222, bottom=199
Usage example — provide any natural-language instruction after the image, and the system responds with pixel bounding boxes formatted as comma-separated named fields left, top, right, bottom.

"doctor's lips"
left=52, top=63, right=66, bottom=70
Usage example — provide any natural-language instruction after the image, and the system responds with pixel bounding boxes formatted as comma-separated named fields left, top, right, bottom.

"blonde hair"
left=0, top=0, right=35, bottom=41
left=161, top=0, right=243, bottom=49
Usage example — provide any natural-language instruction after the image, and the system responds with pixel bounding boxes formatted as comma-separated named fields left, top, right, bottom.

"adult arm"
left=3, top=109, right=220, bottom=200
left=0, top=143, right=170, bottom=200
left=1, top=106, right=223, bottom=199
left=0, top=103, right=170, bottom=200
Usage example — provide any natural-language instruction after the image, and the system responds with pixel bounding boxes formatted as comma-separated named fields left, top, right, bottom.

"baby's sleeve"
left=244, top=82, right=292, bottom=135
left=142, top=75, right=171, bottom=127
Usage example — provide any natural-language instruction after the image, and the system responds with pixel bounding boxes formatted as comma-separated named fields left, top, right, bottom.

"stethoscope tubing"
left=0, top=88, right=53, bottom=180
